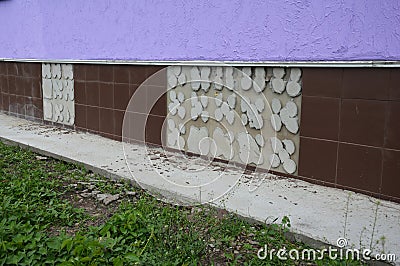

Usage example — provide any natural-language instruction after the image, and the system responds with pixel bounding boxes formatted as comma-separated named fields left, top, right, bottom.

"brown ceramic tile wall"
left=73, top=64, right=166, bottom=144
left=0, top=62, right=43, bottom=121
left=1, top=61, right=399, bottom=204
left=300, top=68, right=400, bottom=202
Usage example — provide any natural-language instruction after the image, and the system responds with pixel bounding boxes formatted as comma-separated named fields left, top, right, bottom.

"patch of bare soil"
left=47, top=177, right=138, bottom=237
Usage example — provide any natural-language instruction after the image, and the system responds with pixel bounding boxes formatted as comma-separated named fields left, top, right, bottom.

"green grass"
left=0, top=142, right=364, bottom=265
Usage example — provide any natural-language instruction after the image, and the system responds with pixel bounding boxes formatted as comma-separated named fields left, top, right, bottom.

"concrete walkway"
left=0, top=113, right=398, bottom=264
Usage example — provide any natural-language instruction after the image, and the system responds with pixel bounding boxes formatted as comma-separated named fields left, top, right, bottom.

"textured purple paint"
left=0, top=0, right=399, bottom=61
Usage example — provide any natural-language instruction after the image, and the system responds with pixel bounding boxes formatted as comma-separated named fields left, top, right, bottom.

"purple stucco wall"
left=0, top=0, right=399, bottom=62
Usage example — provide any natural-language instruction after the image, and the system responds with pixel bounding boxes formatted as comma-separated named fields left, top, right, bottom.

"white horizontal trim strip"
left=1, top=58, right=400, bottom=67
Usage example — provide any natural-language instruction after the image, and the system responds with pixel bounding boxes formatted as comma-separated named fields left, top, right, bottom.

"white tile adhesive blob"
left=187, top=126, right=209, bottom=155
left=210, top=127, right=234, bottom=160
left=237, top=132, right=263, bottom=165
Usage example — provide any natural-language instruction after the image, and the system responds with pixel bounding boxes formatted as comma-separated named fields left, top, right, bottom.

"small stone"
left=125, top=191, right=137, bottom=196
left=96, top=193, right=109, bottom=201
left=149, top=155, right=159, bottom=160
left=248, top=240, right=259, bottom=245
left=91, top=190, right=100, bottom=196
left=103, top=194, right=120, bottom=205
left=77, top=181, right=91, bottom=185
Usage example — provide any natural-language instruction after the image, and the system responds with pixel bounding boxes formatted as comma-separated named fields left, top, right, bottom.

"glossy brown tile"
left=114, top=83, right=130, bottom=111
left=342, top=68, right=390, bottom=100
left=99, top=83, right=114, bottom=109
left=126, top=84, right=146, bottom=114
left=0, top=76, right=8, bottom=93
left=2, top=94, right=9, bottom=112
left=111, top=134, right=122, bottom=142
left=145, top=114, right=165, bottom=146
left=73, top=64, right=86, bottom=81
left=20, top=63, right=31, bottom=77
left=7, top=62, right=19, bottom=76
left=113, top=65, right=130, bottom=84
left=381, top=149, right=400, bottom=198
left=21, top=63, right=40, bottom=78
left=146, top=66, right=165, bottom=79
left=86, top=106, right=99, bottom=131
left=129, top=66, right=147, bottom=85
left=99, top=108, right=114, bottom=135
left=8, top=95, right=17, bottom=113
left=22, top=77, right=32, bottom=97
left=128, top=112, right=146, bottom=143
left=25, top=97, right=34, bottom=118
left=300, top=96, right=340, bottom=140
left=340, top=99, right=386, bottom=147
left=16, top=96, right=25, bottom=115
left=114, top=110, right=124, bottom=137
left=85, top=82, right=100, bottom=107
left=74, top=104, right=86, bottom=128
left=141, top=67, right=167, bottom=88
left=298, top=137, right=337, bottom=183
left=85, top=65, right=99, bottom=82
left=31, top=98, right=43, bottom=119
left=98, top=132, right=114, bottom=140
left=30, top=63, right=42, bottom=78
left=99, top=65, right=114, bottom=83
left=385, top=101, right=400, bottom=150
left=337, top=143, right=382, bottom=193
left=121, top=111, right=132, bottom=142
left=147, top=85, right=167, bottom=117
left=302, top=68, right=343, bottom=98
left=129, top=84, right=139, bottom=97
left=0, top=62, right=7, bottom=75
left=15, top=77, right=25, bottom=95
left=8, top=76, right=16, bottom=94
left=33, top=78, right=42, bottom=98
left=74, top=81, right=86, bottom=105
left=389, top=68, right=400, bottom=101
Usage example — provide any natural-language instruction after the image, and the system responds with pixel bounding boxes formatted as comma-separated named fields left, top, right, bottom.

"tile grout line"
left=335, top=90, right=342, bottom=186
left=301, top=135, right=400, bottom=152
